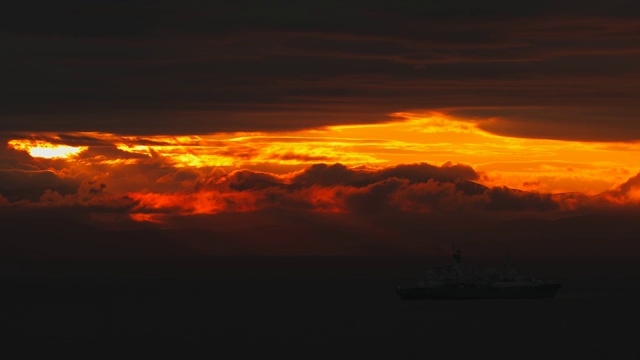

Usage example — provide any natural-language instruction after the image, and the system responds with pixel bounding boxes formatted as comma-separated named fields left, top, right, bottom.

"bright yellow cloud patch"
left=8, top=139, right=87, bottom=159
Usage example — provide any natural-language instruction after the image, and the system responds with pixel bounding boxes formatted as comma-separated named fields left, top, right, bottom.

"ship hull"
left=396, top=283, right=562, bottom=299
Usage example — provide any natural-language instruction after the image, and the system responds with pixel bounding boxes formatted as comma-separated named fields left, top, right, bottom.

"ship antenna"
left=505, top=245, right=514, bottom=279
left=452, top=243, right=462, bottom=264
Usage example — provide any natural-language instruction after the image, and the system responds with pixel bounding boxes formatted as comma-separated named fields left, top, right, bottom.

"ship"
left=396, top=247, right=562, bottom=299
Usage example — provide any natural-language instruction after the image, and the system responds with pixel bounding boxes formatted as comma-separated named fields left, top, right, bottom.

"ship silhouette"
left=396, top=247, right=562, bottom=299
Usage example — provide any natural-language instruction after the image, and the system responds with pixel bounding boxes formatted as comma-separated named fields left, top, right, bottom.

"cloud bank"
left=3, top=158, right=640, bottom=223
left=3, top=1, right=640, bottom=141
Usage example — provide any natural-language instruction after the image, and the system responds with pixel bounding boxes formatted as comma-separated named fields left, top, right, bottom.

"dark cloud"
left=343, top=178, right=406, bottom=213
left=0, top=143, right=41, bottom=171
left=379, top=162, right=479, bottom=183
left=291, top=163, right=370, bottom=187
left=5, top=158, right=640, bottom=218
left=592, top=172, right=640, bottom=206
left=2, top=1, right=640, bottom=140
left=4, top=161, right=640, bottom=258
left=341, top=178, right=561, bottom=214
left=23, top=175, right=136, bottom=212
left=179, top=163, right=565, bottom=215
left=611, top=172, right=640, bottom=195
left=221, top=170, right=283, bottom=191
left=291, top=162, right=478, bottom=187
left=482, top=187, right=559, bottom=212
left=0, top=169, right=79, bottom=201
left=452, top=107, right=640, bottom=142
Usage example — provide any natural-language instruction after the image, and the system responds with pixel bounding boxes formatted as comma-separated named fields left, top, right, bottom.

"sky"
left=2, top=0, right=640, bottom=259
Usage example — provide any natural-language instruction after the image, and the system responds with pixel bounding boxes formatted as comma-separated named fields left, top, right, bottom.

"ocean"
left=1, top=257, right=639, bottom=359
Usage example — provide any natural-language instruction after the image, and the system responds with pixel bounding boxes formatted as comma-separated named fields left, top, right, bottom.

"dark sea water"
left=1, top=257, right=639, bottom=359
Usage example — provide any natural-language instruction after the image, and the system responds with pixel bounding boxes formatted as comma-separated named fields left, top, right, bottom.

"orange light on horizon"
left=7, top=112, right=640, bottom=195
left=129, top=213, right=164, bottom=223
left=8, top=139, right=87, bottom=159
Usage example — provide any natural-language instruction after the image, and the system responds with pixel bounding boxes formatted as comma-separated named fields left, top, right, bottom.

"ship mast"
left=504, top=246, right=515, bottom=280
left=452, top=243, right=462, bottom=263
left=451, top=244, right=464, bottom=282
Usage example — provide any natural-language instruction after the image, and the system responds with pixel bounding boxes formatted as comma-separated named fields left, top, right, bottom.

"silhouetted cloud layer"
left=3, top=159, right=640, bottom=221
left=3, top=1, right=640, bottom=141
left=3, top=156, right=640, bottom=258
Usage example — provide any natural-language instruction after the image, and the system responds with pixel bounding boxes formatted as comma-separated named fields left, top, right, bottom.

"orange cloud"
left=3, top=153, right=640, bottom=231
left=8, top=112, right=640, bottom=195
left=4, top=112, right=640, bottom=225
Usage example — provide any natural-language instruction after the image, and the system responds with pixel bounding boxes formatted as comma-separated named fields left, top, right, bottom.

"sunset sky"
left=2, top=0, right=640, bottom=258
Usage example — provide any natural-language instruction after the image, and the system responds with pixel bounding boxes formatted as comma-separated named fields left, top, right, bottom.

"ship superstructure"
left=396, top=248, right=562, bottom=299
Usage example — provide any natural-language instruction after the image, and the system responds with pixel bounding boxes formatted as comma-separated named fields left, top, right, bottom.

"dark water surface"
left=1, top=257, right=639, bottom=359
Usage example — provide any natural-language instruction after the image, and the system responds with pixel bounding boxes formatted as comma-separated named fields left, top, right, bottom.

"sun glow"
left=8, top=139, right=87, bottom=159
left=6, top=112, right=640, bottom=194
